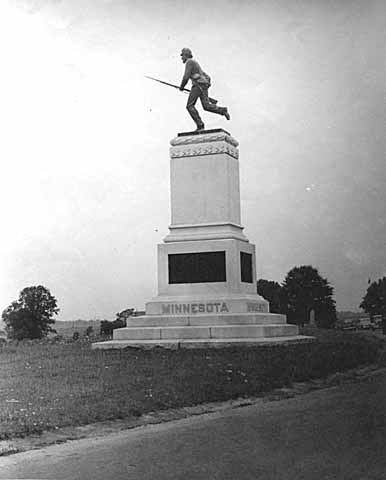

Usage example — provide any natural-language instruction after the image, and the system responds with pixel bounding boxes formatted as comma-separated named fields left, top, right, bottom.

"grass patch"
left=0, top=330, right=384, bottom=440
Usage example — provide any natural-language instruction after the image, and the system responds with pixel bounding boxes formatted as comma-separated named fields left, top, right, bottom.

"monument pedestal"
left=93, top=129, right=310, bottom=349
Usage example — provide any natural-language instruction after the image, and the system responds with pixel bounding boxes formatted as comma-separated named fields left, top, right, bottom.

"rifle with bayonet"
left=145, top=76, right=218, bottom=104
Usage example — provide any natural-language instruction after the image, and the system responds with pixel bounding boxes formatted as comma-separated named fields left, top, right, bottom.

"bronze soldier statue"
left=179, top=48, right=230, bottom=131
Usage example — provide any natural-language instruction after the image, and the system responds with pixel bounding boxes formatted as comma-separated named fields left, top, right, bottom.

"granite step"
left=126, top=313, right=287, bottom=328
left=113, top=324, right=299, bottom=341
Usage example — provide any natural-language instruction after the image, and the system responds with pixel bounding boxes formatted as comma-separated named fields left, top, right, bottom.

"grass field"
left=0, top=329, right=384, bottom=441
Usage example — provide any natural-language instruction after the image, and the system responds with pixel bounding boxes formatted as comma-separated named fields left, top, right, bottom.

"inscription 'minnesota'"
left=162, top=302, right=229, bottom=315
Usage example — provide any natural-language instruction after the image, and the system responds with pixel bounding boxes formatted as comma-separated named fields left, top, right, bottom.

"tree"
left=360, top=277, right=386, bottom=333
left=2, top=286, right=59, bottom=340
left=256, top=279, right=284, bottom=313
left=282, top=266, right=337, bottom=328
left=360, top=277, right=386, bottom=317
left=99, top=307, right=135, bottom=336
left=100, top=319, right=126, bottom=336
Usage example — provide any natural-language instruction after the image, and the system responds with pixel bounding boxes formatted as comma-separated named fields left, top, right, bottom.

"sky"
left=0, top=0, right=385, bottom=323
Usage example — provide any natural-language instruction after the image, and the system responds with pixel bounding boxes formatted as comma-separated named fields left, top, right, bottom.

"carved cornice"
left=170, top=143, right=239, bottom=159
left=170, top=132, right=239, bottom=148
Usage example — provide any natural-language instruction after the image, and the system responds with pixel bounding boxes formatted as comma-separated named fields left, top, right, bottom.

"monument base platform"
left=92, top=311, right=312, bottom=350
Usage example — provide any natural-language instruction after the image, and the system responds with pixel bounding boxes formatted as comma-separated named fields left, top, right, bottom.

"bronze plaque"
left=168, top=251, right=226, bottom=284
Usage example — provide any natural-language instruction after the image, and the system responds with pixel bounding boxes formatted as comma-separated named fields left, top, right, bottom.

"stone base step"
left=126, top=313, right=287, bottom=328
left=113, top=324, right=299, bottom=341
left=92, top=336, right=314, bottom=350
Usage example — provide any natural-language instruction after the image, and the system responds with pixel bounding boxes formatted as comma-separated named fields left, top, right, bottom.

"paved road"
left=1, top=370, right=385, bottom=480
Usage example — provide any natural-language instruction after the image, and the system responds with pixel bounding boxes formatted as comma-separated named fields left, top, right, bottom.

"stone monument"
left=93, top=129, right=307, bottom=349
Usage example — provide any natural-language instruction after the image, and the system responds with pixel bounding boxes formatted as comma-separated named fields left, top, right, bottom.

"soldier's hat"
left=180, top=48, right=193, bottom=58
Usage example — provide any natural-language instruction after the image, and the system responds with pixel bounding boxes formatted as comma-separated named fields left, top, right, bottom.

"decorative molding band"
left=170, top=144, right=239, bottom=159
left=163, top=232, right=248, bottom=243
left=169, top=221, right=244, bottom=229
left=170, top=132, right=239, bottom=148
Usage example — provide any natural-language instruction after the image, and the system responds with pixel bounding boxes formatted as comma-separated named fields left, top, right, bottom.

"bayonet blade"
left=145, top=76, right=190, bottom=93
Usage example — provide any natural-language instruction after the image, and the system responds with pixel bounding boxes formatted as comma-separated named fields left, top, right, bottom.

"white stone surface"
left=188, top=313, right=286, bottom=326
left=114, top=327, right=161, bottom=340
left=170, top=153, right=241, bottom=226
left=126, top=313, right=286, bottom=328
left=160, top=326, right=211, bottom=340
left=210, top=325, right=298, bottom=339
left=165, top=222, right=247, bottom=243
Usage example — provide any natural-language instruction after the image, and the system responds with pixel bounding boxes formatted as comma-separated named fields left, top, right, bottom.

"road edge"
left=1, top=363, right=385, bottom=458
